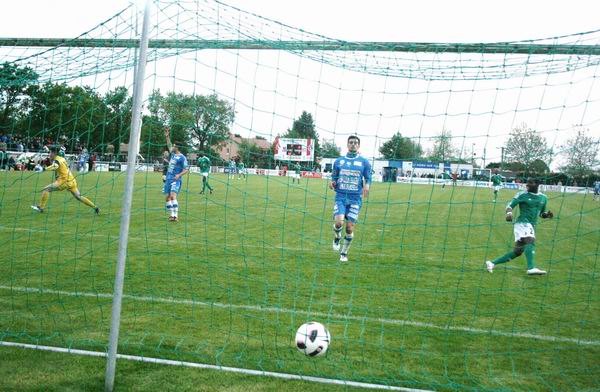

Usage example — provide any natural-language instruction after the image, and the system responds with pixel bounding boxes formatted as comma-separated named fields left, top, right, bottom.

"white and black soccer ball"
left=295, top=321, right=330, bottom=357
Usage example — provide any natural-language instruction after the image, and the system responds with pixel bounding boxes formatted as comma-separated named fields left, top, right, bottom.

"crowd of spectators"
left=0, top=134, right=58, bottom=153
left=0, top=133, right=102, bottom=172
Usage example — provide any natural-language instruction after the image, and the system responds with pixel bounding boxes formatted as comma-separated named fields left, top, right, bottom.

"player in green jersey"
left=491, top=170, right=503, bottom=202
left=0, top=145, right=8, bottom=170
left=237, top=160, right=246, bottom=179
left=292, top=162, right=301, bottom=184
left=197, top=153, right=213, bottom=194
left=486, top=178, right=554, bottom=275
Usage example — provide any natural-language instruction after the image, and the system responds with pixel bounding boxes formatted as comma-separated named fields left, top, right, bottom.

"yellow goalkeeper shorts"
left=51, top=179, right=78, bottom=193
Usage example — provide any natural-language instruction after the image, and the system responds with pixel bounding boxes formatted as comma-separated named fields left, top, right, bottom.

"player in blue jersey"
left=163, top=129, right=188, bottom=222
left=594, top=181, right=600, bottom=201
left=330, top=135, right=372, bottom=262
left=228, top=159, right=237, bottom=179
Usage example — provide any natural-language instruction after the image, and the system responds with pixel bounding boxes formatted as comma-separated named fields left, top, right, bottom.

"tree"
left=102, top=86, right=132, bottom=153
left=379, top=132, right=422, bottom=160
left=148, top=90, right=235, bottom=156
left=504, top=123, right=552, bottom=174
left=428, top=129, right=458, bottom=162
left=320, top=139, right=340, bottom=158
left=26, top=82, right=108, bottom=152
left=238, top=140, right=271, bottom=168
left=559, top=128, right=600, bottom=177
left=0, top=62, right=38, bottom=132
left=530, top=159, right=550, bottom=176
left=283, top=111, right=320, bottom=164
left=141, top=89, right=171, bottom=159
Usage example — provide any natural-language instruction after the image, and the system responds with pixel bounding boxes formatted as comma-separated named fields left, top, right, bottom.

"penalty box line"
left=0, top=341, right=432, bottom=392
left=0, top=285, right=599, bottom=347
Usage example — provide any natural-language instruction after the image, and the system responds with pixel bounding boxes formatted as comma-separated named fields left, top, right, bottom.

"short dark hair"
left=347, top=135, right=360, bottom=144
left=526, top=177, right=540, bottom=193
left=49, top=146, right=60, bottom=154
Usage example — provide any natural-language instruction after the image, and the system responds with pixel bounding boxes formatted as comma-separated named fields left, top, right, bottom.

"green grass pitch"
left=1, top=170, right=599, bottom=391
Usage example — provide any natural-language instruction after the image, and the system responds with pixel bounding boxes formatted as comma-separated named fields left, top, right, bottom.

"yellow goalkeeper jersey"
left=47, top=155, right=75, bottom=183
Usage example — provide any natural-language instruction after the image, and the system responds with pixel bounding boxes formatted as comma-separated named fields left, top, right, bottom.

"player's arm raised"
left=164, top=126, right=173, bottom=151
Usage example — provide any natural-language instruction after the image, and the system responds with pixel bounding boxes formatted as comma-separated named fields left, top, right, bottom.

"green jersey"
left=491, top=174, right=502, bottom=186
left=508, top=191, right=548, bottom=226
left=237, top=162, right=245, bottom=170
left=197, top=156, right=211, bottom=173
left=294, top=163, right=301, bottom=174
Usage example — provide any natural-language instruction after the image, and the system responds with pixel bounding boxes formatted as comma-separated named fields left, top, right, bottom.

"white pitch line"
left=1, top=285, right=598, bottom=347
left=0, top=341, right=432, bottom=392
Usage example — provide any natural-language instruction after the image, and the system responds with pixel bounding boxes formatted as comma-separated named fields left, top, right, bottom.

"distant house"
left=217, top=133, right=271, bottom=162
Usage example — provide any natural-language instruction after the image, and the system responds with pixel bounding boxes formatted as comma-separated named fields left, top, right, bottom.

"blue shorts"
left=163, top=177, right=182, bottom=194
left=333, top=194, right=363, bottom=223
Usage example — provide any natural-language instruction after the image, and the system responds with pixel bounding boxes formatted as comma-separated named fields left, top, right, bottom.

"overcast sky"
left=1, top=0, right=599, bottom=167
left=2, top=0, right=600, bottom=42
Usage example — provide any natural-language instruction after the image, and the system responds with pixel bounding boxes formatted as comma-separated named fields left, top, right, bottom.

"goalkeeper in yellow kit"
left=31, top=146, right=99, bottom=214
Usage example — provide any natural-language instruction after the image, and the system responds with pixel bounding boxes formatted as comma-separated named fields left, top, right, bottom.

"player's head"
left=48, top=146, right=60, bottom=159
left=526, top=177, right=540, bottom=193
left=171, top=143, right=180, bottom=154
left=347, top=135, right=360, bottom=152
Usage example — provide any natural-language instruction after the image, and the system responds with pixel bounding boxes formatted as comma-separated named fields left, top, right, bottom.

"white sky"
left=1, top=0, right=599, bottom=167
left=2, top=0, right=599, bottom=42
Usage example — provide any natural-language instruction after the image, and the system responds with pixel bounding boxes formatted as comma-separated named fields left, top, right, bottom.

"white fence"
left=5, top=152, right=593, bottom=195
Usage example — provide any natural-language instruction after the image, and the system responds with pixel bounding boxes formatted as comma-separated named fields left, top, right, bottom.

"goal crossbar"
left=1, top=38, right=600, bottom=55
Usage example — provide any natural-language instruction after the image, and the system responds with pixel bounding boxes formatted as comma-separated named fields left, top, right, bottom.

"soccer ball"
left=295, top=321, right=330, bottom=357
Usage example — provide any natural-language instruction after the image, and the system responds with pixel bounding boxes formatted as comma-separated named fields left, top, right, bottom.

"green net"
left=1, top=1, right=599, bottom=391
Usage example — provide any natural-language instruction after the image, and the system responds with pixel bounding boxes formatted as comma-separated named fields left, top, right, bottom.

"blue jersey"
left=331, top=154, right=372, bottom=196
left=166, top=153, right=188, bottom=179
left=594, top=181, right=600, bottom=193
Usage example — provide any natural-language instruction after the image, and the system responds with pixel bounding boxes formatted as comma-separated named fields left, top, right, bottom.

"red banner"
left=301, top=171, right=322, bottom=178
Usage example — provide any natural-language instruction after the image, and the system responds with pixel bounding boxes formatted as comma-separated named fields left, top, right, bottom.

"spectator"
left=16, top=153, right=28, bottom=170
left=0, top=145, right=8, bottom=170
left=7, top=155, right=15, bottom=170
left=78, top=148, right=89, bottom=172
left=88, top=153, right=96, bottom=172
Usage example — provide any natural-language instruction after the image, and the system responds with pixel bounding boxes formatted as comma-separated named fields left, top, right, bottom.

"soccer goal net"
left=1, top=1, right=599, bottom=391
